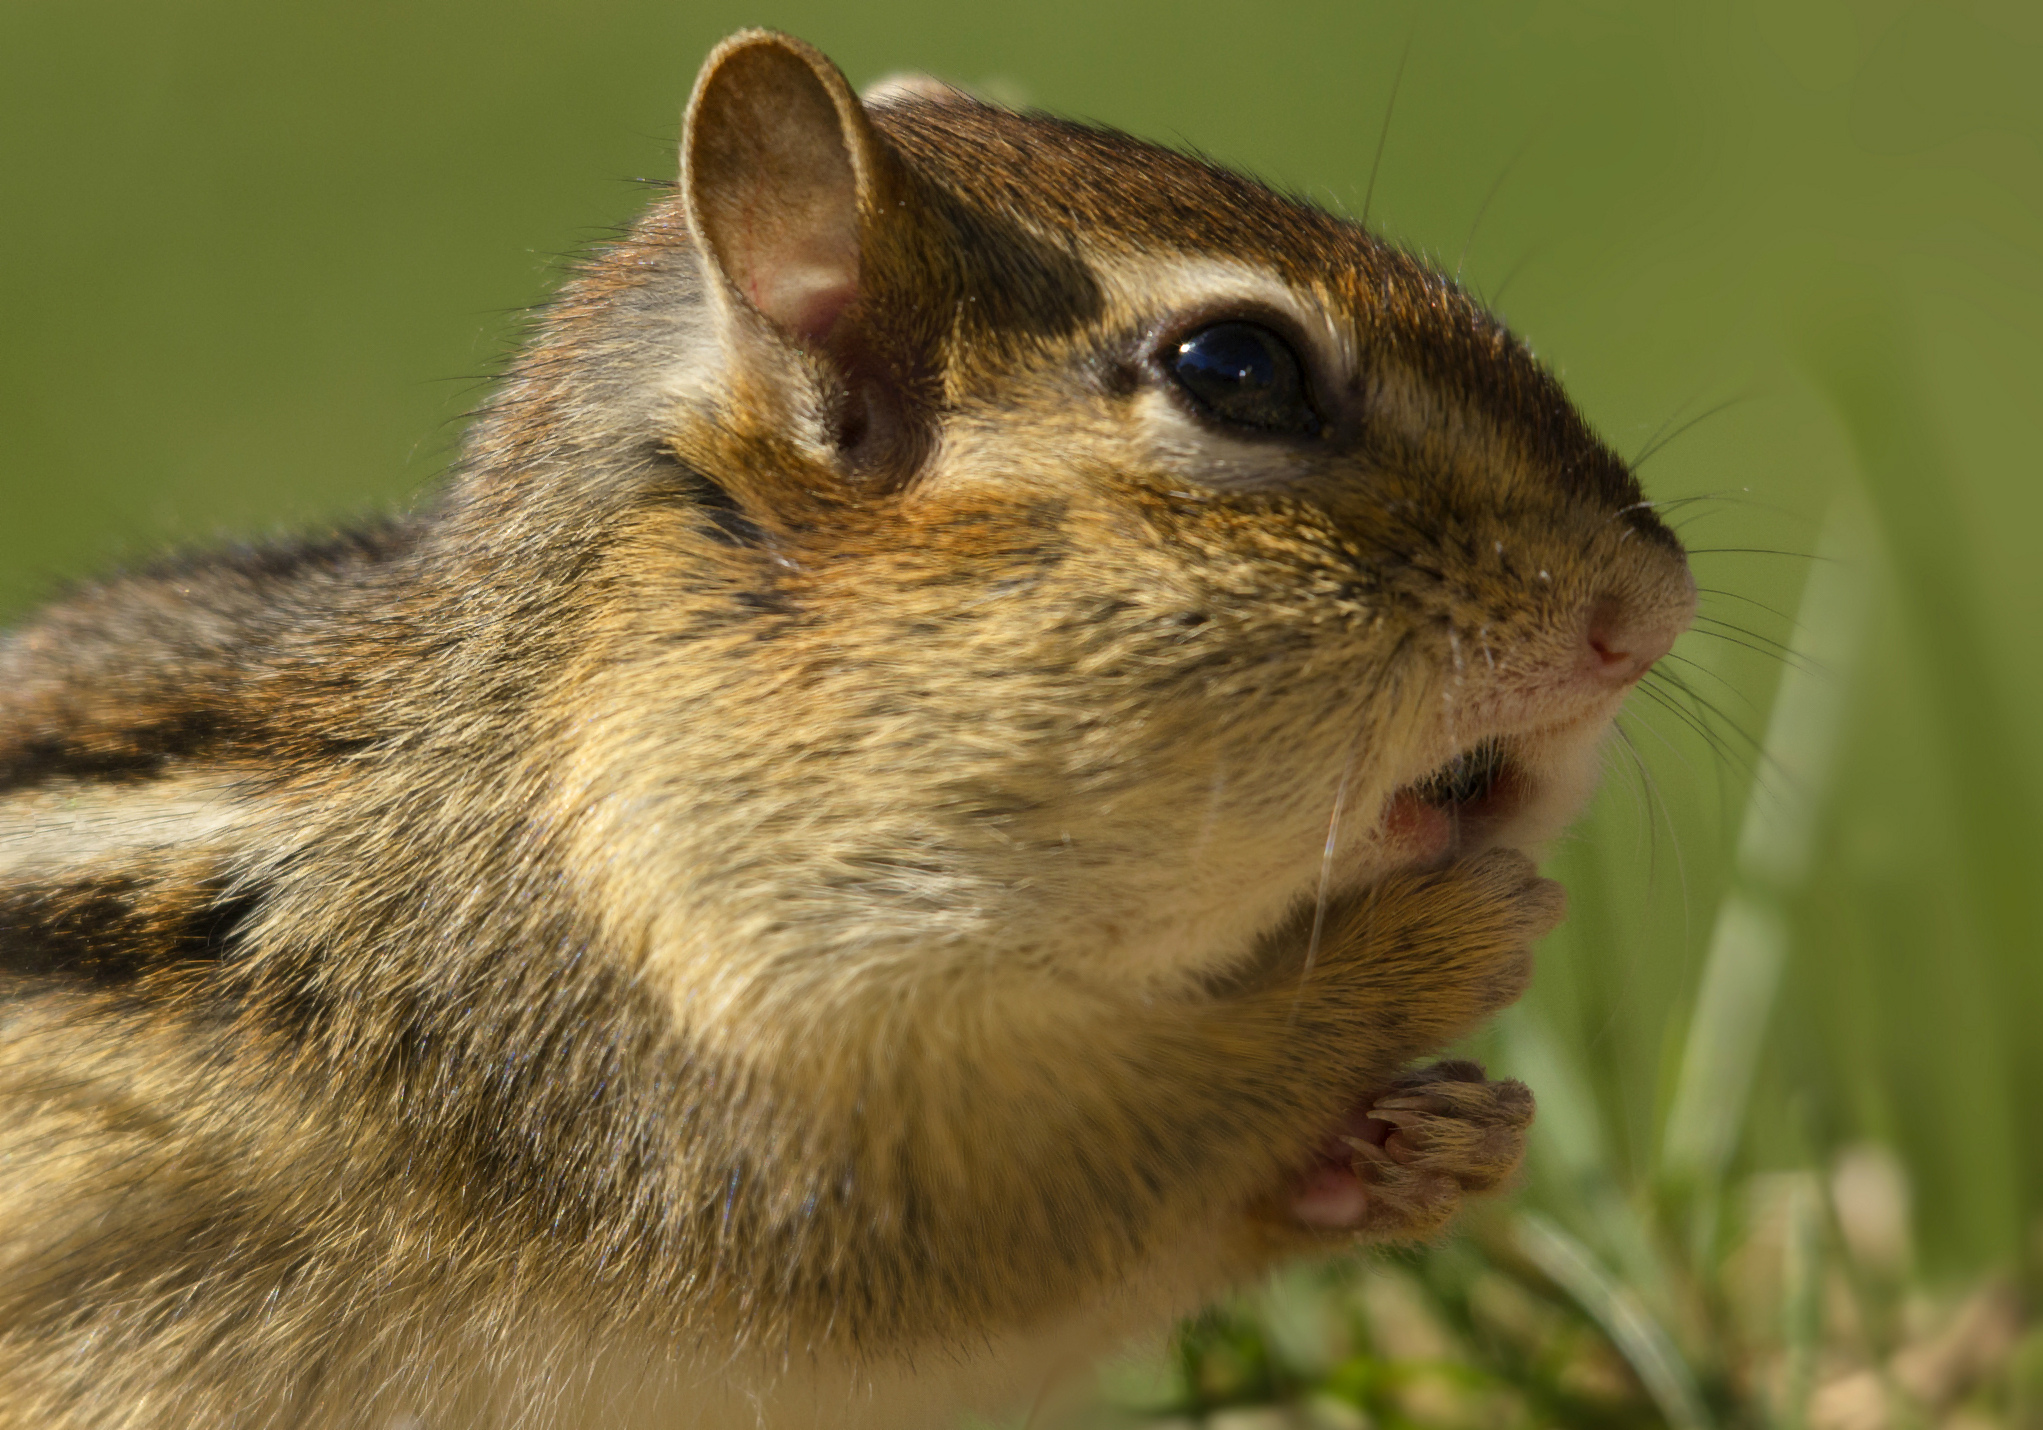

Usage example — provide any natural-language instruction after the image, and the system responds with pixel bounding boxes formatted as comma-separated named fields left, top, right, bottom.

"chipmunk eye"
left=1168, top=322, right=1318, bottom=435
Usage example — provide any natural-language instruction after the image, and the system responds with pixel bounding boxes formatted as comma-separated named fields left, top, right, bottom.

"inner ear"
left=685, top=34, right=866, bottom=349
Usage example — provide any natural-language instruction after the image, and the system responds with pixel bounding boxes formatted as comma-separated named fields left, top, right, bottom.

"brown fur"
left=0, top=31, right=1694, bottom=1429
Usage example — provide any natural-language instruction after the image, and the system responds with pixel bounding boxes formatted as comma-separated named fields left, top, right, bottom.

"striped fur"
left=0, top=31, right=1693, bottom=1430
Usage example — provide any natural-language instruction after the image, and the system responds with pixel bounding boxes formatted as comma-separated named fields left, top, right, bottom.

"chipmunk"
left=0, top=30, right=1696, bottom=1430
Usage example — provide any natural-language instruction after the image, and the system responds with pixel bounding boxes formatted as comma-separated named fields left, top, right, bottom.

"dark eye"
left=1168, top=321, right=1318, bottom=435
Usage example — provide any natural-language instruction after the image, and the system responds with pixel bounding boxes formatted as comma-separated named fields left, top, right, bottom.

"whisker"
left=1607, top=721, right=1656, bottom=864
left=1690, top=610, right=1796, bottom=645
left=1662, top=652, right=1767, bottom=722
left=1582, top=712, right=1701, bottom=1053
left=1485, top=241, right=1545, bottom=309
left=1628, top=682, right=1712, bottom=764
left=1683, top=547, right=1823, bottom=562
left=1630, top=393, right=1706, bottom=469
left=1612, top=715, right=1693, bottom=919
left=1697, top=585, right=1797, bottom=629
left=1668, top=488, right=1827, bottom=524
left=1296, top=749, right=1357, bottom=1011
left=1361, top=28, right=1416, bottom=231
left=1648, top=666, right=1765, bottom=751
left=1614, top=493, right=1724, bottom=526
left=1633, top=393, right=1752, bottom=469
left=1687, top=616, right=1822, bottom=675
left=1632, top=677, right=1758, bottom=785
left=1647, top=491, right=1814, bottom=534
left=1645, top=670, right=1798, bottom=801
left=1615, top=695, right=1712, bottom=807
left=1456, top=128, right=1539, bottom=283
left=1652, top=491, right=1749, bottom=509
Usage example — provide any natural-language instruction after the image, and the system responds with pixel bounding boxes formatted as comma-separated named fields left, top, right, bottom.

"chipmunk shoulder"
left=0, top=30, right=1695, bottom=1430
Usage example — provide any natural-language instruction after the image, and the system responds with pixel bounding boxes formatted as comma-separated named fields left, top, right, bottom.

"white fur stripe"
left=0, top=777, right=249, bottom=880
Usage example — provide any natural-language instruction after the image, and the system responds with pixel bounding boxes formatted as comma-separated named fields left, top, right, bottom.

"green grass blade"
left=1516, top=1211, right=1716, bottom=1430
left=1659, top=890, right=1789, bottom=1193
left=1659, top=499, right=1870, bottom=1203
left=1775, top=1174, right=1824, bottom=1430
left=1500, top=1007, right=1685, bottom=1329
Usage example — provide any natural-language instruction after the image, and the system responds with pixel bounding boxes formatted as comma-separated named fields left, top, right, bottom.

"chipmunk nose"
left=1584, top=588, right=1690, bottom=687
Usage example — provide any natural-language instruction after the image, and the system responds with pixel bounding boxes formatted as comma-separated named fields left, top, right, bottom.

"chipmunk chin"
left=1372, top=710, right=1616, bottom=874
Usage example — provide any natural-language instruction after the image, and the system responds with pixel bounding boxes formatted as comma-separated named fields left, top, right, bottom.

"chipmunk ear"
left=683, top=30, right=927, bottom=475
left=684, top=32, right=877, bottom=349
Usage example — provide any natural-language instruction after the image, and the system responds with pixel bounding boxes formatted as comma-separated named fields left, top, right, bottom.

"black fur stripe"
left=0, top=713, right=236, bottom=792
left=0, top=864, right=255, bottom=985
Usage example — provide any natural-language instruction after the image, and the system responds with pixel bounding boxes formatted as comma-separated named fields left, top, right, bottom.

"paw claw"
left=1340, top=1061, right=1536, bottom=1241
left=1368, top=1096, right=1428, bottom=1114
left=1342, top=1136, right=1394, bottom=1168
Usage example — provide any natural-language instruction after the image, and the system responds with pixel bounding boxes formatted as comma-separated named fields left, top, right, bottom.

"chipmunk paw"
left=1291, top=1061, right=1533, bottom=1238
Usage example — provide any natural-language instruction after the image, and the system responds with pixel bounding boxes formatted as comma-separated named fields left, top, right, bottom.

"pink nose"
left=1585, top=594, right=1683, bottom=686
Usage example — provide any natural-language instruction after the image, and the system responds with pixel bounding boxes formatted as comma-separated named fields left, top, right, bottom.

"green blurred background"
left=3, top=0, right=2038, bottom=1420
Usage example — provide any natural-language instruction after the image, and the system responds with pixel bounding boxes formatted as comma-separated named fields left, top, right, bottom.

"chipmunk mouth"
left=1293, top=739, right=1533, bottom=1229
left=1382, top=737, right=1525, bottom=866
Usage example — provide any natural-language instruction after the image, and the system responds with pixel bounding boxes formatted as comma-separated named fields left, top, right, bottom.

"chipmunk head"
left=496, top=31, right=1695, bottom=998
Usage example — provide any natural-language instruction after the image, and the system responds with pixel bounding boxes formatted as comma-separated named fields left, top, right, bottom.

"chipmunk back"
left=0, top=31, right=1695, bottom=1430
